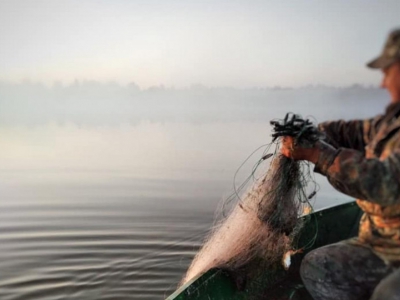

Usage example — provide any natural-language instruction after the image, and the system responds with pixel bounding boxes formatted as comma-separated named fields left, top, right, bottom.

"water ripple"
left=0, top=201, right=212, bottom=300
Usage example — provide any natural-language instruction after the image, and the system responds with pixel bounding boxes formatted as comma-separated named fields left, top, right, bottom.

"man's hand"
left=281, top=136, right=320, bottom=164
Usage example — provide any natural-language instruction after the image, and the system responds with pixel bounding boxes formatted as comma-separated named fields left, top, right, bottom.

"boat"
left=166, top=201, right=362, bottom=300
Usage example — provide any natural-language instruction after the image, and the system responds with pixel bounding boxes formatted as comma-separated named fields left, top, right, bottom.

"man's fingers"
left=281, top=148, right=292, bottom=158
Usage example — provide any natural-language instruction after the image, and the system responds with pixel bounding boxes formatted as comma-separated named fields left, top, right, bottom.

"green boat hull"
left=167, top=201, right=362, bottom=300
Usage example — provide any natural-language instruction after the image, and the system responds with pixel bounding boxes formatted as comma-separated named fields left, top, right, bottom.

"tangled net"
left=182, top=113, right=324, bottom=289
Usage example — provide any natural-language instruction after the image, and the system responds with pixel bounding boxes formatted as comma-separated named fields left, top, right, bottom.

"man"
left=281, top=29, right=400, bottom=300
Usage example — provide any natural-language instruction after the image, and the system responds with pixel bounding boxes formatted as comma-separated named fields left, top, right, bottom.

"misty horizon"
left=0, top=78, right=384, bottom=90
left=0, top=79, right=389, bottom=127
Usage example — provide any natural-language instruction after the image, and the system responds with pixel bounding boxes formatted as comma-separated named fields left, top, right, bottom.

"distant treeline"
left=0, top=80, right=387, bottom=126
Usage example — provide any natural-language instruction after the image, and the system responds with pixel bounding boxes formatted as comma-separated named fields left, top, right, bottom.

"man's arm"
left=318, top=118, right=378, bottom=152
left=315, top=145, right=400, bottom=206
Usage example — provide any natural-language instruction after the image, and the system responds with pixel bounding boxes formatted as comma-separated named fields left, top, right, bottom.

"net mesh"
left=181, top=113, right=323, bottom=288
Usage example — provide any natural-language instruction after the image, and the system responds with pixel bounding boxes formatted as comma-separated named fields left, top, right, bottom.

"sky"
left=0, top=0, right=399, bottom=88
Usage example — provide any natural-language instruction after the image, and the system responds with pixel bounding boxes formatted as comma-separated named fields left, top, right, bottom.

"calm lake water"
left=0, top=85, right=386, bottom=299
left=0, top=122, right=353, bottom=300
left=0, top=169, right=218, bottom=300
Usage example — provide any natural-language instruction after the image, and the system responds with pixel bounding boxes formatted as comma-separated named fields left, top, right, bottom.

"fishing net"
left=182, top=113, right=324, bottom=287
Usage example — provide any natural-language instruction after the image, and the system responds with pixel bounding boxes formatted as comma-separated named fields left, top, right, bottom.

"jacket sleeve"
left=318, top=118, right=376, bottom=152
left=314, top=142, right=400, bottom=206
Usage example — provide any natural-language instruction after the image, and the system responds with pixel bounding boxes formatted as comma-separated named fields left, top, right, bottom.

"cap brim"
left=367, top=55, right=397, bottom=69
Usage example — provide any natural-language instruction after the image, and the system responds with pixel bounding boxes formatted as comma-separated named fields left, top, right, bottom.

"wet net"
left=182, top=113, right=324, bottom=287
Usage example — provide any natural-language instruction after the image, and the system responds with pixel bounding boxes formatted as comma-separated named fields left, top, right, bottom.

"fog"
left=0, top=81, right=388, bottom=126
left=0, top=81, right=389, bottom=191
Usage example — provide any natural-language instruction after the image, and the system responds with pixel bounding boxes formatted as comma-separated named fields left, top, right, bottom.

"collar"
left=385, top=102, right=400, bottom=119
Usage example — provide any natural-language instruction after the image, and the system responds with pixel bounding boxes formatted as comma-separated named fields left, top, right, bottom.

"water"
left=0, top=126, right=353, bottom=300
left=0, top=85, right=386, bottom=299
left=0, top=170, right=221, bottom=300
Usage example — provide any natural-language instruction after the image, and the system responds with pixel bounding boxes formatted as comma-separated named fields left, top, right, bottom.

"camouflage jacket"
left=316, top=102, right=400, bottom=263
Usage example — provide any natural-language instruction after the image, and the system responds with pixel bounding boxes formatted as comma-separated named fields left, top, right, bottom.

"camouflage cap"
left=367, top=28, right=400, bottom=69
